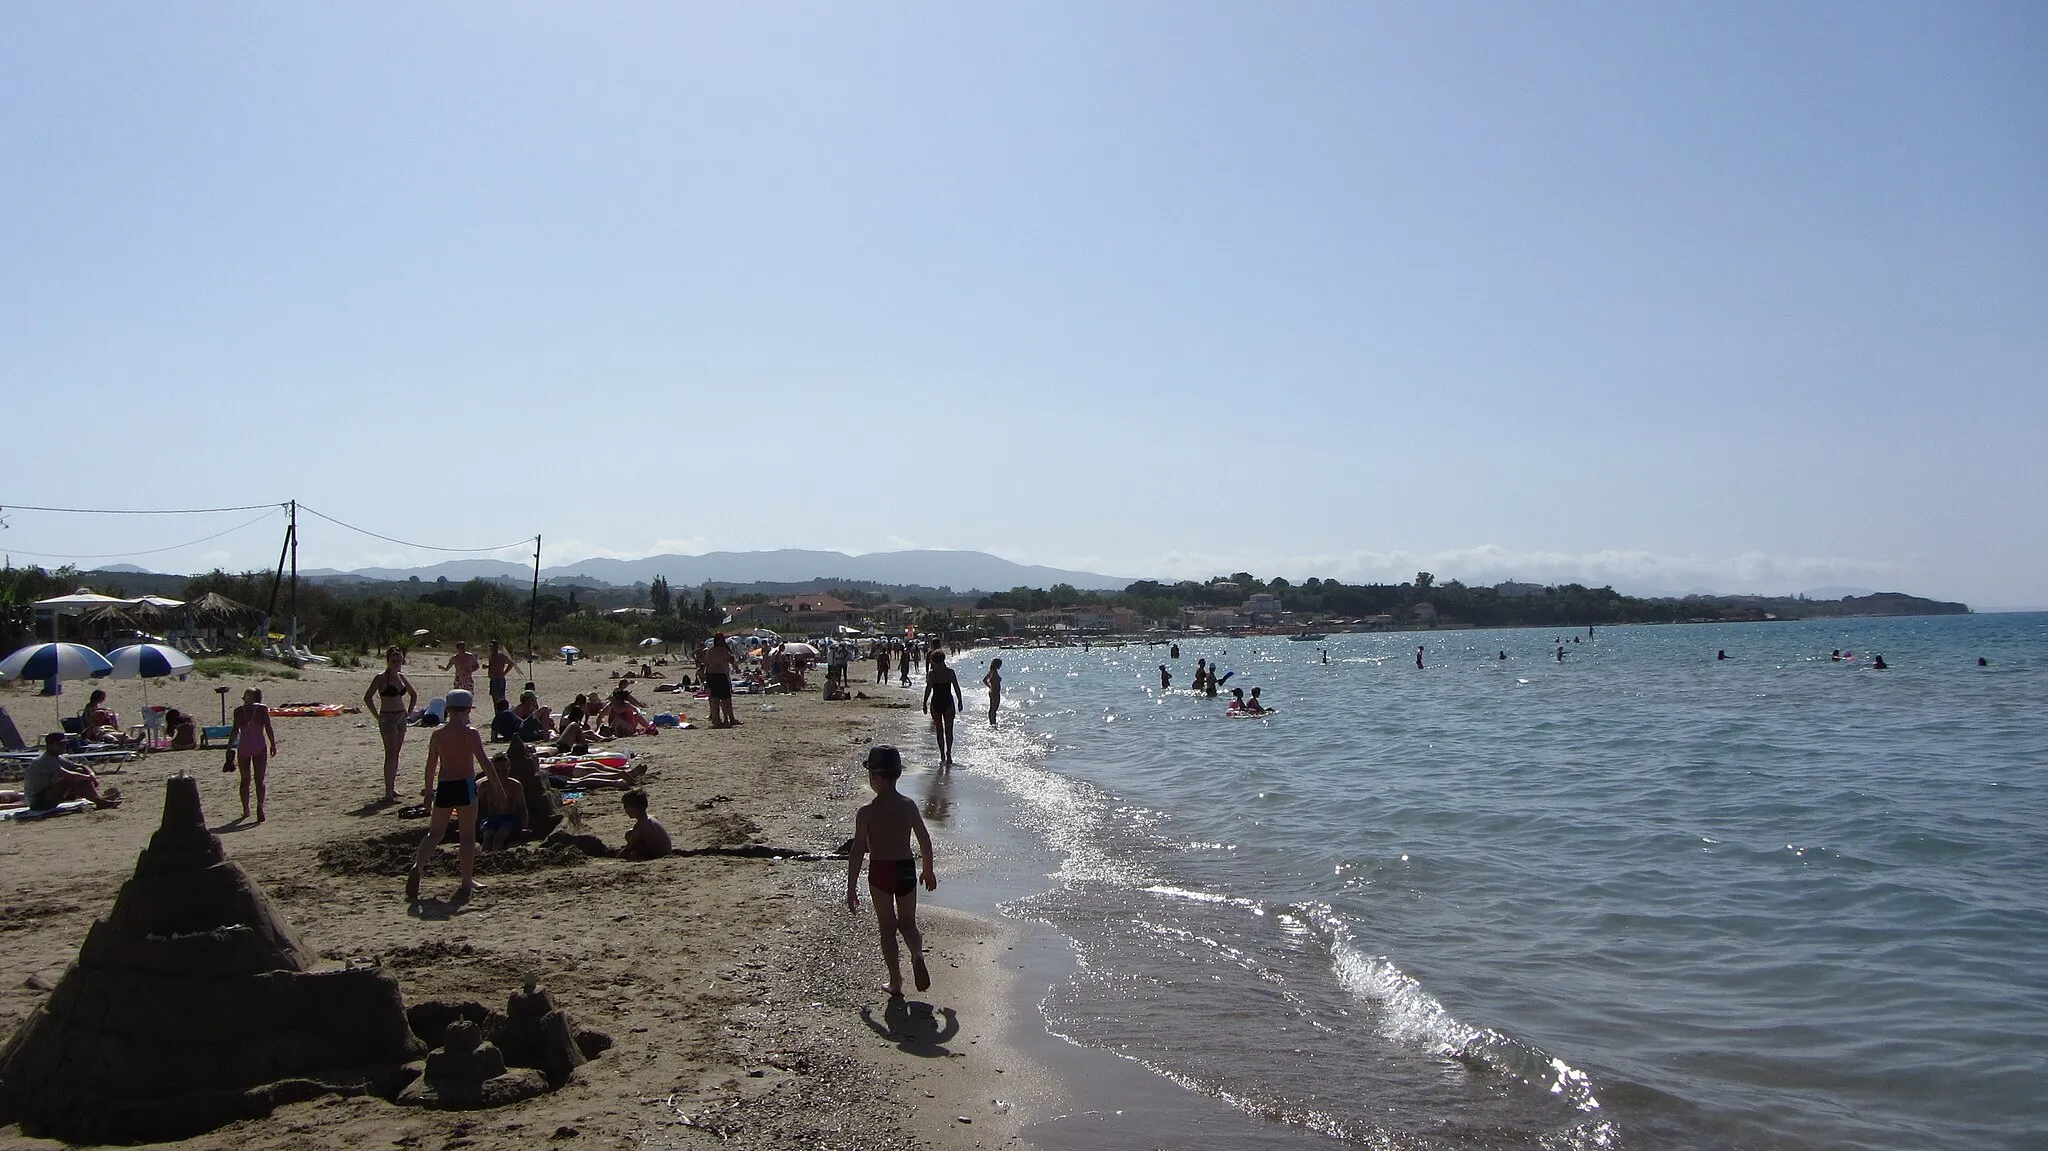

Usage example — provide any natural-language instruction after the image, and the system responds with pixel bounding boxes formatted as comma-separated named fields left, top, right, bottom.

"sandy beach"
left=0, top=655, right=1050, bottom=1151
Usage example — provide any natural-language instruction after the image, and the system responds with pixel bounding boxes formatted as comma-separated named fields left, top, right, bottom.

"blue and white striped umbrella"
left=0, top=642, right=114, bottom=682
left=105, top=643, right=195, bottom=680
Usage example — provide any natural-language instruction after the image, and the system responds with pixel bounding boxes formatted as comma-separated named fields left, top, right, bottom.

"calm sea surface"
left=915, top=614, right=2048, bottom=1150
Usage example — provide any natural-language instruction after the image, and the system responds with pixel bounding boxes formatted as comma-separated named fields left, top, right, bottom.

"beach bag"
left=222, top=745, right=236, bottom=772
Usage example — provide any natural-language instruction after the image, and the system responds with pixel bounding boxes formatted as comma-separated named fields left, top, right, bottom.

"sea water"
left=916, top=614, right=2048, bottom=1150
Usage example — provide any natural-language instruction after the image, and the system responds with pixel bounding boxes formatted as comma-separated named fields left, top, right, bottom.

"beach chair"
left=0, top=706, right=138, bottom=768
left=292, top=644, right=333, bottom=666
left=0, top=707, right=27, bottom=754
left=201, top=725, right=235, bottom=749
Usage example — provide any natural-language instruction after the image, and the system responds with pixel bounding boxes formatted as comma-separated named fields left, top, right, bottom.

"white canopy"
left=34, top=589, right=136, bottom=613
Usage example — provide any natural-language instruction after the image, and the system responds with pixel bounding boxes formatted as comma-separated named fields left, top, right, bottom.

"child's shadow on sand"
left=860, top=999, right=959, bottom=1057
left=407, top=889, right=483, bottom=921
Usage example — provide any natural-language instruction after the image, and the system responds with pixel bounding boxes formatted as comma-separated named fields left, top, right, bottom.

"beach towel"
left=0, top=800, right=96, bottom=822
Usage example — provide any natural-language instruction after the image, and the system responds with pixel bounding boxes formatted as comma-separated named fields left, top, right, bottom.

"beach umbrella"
left=105, top=643, right=195, bottom=715
left=189, top=592, right=257, bottom=623
left=638, top=637, right=662, bottom=648
left=105, top=643, right=195, bottom=680
left=33, top=589, right=137, bottom=641
left=780, top=642, right=820, bottom=658
left=0, top=642, right=115, bottom=721
left=413, top=629, right=431, bottom=637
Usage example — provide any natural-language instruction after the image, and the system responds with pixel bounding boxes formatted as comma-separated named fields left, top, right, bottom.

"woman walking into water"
left=363, top=647, right=416, bottom=803
left=981, top=658, right=1003, bottom=728
left=230, top=688, right=277, bottom=822
left=923, top=649, right=965, bottom=769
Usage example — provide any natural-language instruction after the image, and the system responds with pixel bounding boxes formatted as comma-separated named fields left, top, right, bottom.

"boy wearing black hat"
left=845, top=745, right=937, bottom=996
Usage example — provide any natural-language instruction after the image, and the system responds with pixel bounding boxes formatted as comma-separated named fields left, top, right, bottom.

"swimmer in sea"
left=1415, top=646, right=1424, bottom=670
left=1159, top=664, right=1172, bottom=690
left=846, top=746, right=937, bottom=997
left=1872, top=654, right=1888, bottom=670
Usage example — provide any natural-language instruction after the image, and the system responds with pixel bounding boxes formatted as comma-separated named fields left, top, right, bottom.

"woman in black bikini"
left=922, top=650, right=965, bottom=769
left=362, top=647, right=417, bottom=802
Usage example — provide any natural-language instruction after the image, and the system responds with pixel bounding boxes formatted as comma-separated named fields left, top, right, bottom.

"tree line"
left=978, top=571, right=1711, bottom=627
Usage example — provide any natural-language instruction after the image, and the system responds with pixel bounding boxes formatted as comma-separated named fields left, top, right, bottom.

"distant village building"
left=1240, top=593, right=1283, bottom=623
left=1493, top=581, right=1546, bottom=598
left=1184, top=607, right=1243, bottom=630
left=729, top=595, right=861, bottom=629
left=1412, top=602, right=1438, bottom=623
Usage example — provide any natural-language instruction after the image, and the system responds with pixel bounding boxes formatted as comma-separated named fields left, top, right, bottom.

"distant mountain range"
left=298, top=549, right=1136, bottom=593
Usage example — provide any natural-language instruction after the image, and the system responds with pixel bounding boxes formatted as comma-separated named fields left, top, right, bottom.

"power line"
left=0, top=506, right=284, bottom=561
left=0, top=501, right=284, bottom=515
left=297, top=503, right=538, bottom=554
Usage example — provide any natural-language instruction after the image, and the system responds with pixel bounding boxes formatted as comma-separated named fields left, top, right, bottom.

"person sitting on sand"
left=165, top=707, right=198, bottom=751
left=618, top=788, right=672, bottom=860
left=489, top=696, right=523, bottom=743
left=407, top=689, right=489, bottom=902
left=477, top=752, right=527, bottom=851
left=23, top=732, right=121, bottom=810
left=845, top=746, right=937, bottom=997
left=513, top=691, right=553, bottom=739
left=77, top=690, right=137, bottom=746
left=606, top=685, right=659, bottom=737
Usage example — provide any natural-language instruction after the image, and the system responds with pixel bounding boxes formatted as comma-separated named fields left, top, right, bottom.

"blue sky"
left=3, top=3, right=2043, bottom=605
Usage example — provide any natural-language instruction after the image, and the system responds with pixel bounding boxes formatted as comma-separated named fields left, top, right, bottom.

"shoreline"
left=876, top=662, right=1313, bottom=1151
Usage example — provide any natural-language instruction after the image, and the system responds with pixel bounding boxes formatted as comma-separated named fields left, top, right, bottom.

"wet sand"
left=0, top=654, right=1046, bottom=1150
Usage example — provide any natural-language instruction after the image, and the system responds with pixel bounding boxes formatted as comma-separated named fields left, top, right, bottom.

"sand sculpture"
left=396, top=1020, right=548, bottom=1110
left=401, top=981, right=612, bottom=1110
left=0, top=774, right=421, bottom=1143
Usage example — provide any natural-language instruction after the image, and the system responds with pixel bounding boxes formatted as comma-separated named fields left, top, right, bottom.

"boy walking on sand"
left=846, top=745, right=937, bottom=996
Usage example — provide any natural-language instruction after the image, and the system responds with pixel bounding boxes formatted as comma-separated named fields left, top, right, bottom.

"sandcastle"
left=0, top=774, right=422, bottom=1143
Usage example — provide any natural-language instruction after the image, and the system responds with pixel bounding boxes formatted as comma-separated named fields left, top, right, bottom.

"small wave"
left=1302, top=903, right=1605, bottom=1115
left=1143, top=883, right=1264, bottom=914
